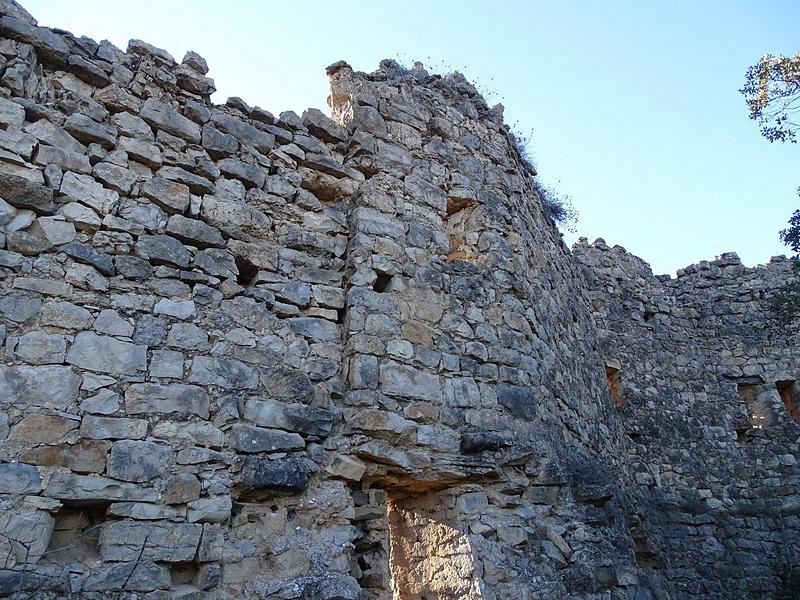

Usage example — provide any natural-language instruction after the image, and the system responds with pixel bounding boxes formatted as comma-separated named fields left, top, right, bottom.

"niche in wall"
left=604, top=359, right=625, bottom=407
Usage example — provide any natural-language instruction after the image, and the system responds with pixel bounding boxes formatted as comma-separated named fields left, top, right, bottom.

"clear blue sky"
left=24, top=0, right=800, bottom=275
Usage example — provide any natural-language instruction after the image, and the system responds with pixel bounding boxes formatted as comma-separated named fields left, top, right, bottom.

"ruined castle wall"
left=574, top=238, right=800, bottom=598
left=0, top=2, right=662, bottom=599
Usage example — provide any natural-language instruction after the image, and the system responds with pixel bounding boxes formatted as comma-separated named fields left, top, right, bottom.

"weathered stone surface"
left=66, top=332, right=147, bottom=375
left=135, top=234, right=191, bottom=268
left=20, top=439, right=110, bottom=473
left=16, top=330, right=66, bottom=364
left=40, top=300, right=93, bottom=330
left=166, top=213, right=224, bottom=248
left=125, top=383, right=210, bottom=418
left=239, top=457, right=308, bottom=494
left=0, top=462, right=41, bottom=493
left=83, top=560, right=170, bottom=592
left=107, top=439, right=172, bottom=482
left=60, top=171, right=119, bottom=215
left=289, top=317, right=338, bottom=342
left=496, top=383, right=537, bottom=419
left=0, top=172, right=54, bottom=213
left=60, top=242, right=115, bottom=276
left=380, top=362, right=443, bottom=402
left=243, top=398, right=334, bottom=436
left=0, top=365, right=80, bottom=408
left=189, top=356, right=258, bottom=389
left=3, top=510, right=54, bottom=566
left=80, top=415, right=148, bottom=440
left=118, top=135, right=162, bottom=168
left=154, top=298, right=196, bottom=320
left=99, top=521, right=202, bottom=562
left=187, top=496, right=232, bottom=523
left=141, top=176, right=190, bottom=214
left=44, top=472, right=157, bottom=501
left=229, top=424, right=304, bottom=453
left=9, top=413, right=76, bottom=443
left=139, top=98, right=201, bottom=143
left=162, top=472, right=201, bottom=504
left=0, top=15, right=69, bottom=66
left=64, top=113, right=117, bottom=148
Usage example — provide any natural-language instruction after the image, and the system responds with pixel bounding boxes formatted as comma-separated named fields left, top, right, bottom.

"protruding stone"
left=107, top=440, right=171, bottom=482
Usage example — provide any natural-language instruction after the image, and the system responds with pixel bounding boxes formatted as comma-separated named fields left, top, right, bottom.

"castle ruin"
left=0, top=1, right=797, bottom=598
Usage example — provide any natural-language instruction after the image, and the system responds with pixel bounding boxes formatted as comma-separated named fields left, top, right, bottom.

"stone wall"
left=0, top=1, right=796, bottom=598
left=574, top=238, right=800, bottom=598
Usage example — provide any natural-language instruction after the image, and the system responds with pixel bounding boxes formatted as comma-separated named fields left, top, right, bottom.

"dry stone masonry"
left=0, top=1, right=796, bottom=598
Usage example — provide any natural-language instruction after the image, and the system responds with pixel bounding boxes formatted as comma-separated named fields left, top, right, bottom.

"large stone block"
left=0, top=463, right=41, bottom=493
left=107, top=440, right=172, bottom=482
left=379, top=362, right=443, bottom=402
left=99, top=520, right=203, bottom=562
left=0, top=365, right=81, bottom=409
left=125, top=383, right=210, bottom=418
left=229, top=424, right=304, bottom=453
left=239, top=457, right=308, bottom=495
left=66, top=332, right=147, bottom=375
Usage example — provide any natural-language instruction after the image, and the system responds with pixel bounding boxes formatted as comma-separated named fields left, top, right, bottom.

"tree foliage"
left=740, top=53, right=800, bottom=143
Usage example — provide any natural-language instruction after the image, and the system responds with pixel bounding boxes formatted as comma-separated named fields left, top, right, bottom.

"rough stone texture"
left=0, top=6, right=796, bottom=599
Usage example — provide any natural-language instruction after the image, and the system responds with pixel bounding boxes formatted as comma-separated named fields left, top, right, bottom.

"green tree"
left=741, top=53, right=800, bottom=331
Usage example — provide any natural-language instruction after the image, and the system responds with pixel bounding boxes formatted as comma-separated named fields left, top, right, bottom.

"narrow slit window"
left=775, top=380, right=800, bottom=423
left=604, top=360, right=625, bottom=407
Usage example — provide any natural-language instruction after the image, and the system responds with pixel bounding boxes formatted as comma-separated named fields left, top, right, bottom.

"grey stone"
left=166, top=213, right=224, bottom=248
left=218, top=157, right=266, bottom=189
left=379, top=362, right=443, bottom=402
left=194, top=247, right=238, bottom=279
left=201, top=123, right=238, bottom=158
left=107, top=439, right=171, bottom=482
left=116, top=255, right=154, bottom=280
left=141, top=177, right=190, bottom=214
left=93, top=161, right=137, bottom=194
left=27, top=216, right=76, bottom=245
left=0, top=16, right=70, bottom=66
left=154, top=298, right=196, bottom=320
left=94, top=309, right=134, bottom=337
left=187, top=496, right=232, bottom=523
left=66, top=332, right=147, bottom=375
left=166, top=323, right=208, bottom=349
left=112, top=112, right=153, bottom=140
left=118, top=136, right=162, bottom=169
left=80, top=415, right=148, bottom=440
left=99, top=520, right=202, bottom=562
left=229, top=424, right=305, bottom=453
left=0, top=172, right=54, bottom=213
left=0, top=97, right=24, bottom=127
left=239, top=457, right=308, bottom=495
left=79, top=388, right=121, bottom=414
left=40, top=300, right=93, bottom=330
left=496, top=383, right=537, bottom=419
left=0, top=365, right=80, bottom=408
left=0, top=293, right=40, bottom=323
left=125, top=383, right=210, bottom=418
left=68, top=55, right=110, bottom=87
left=189, top=356, right=258, bottom=389
left=158, top=165, right=214, bottom=195
left=211, top=112, right=274, bottom=154
left=64, top=113, right=117, bottom=148
left=60, top=242, right=115, bottom=276
left=139, top=98, right=201, bottom=143
left=6, top=230, right=51, bottom=255
left=135, top=234, right=191, bottom=268
left=16, top=330, right=66, bottom=364
left=60, top=171, right=119, bottom=215
left=3, top=510, right=55, bottom=566
left=44, top=472, right=158, bottom=502
left=33, top=144, right=91, bottom=174
left=83, top=560, right=171, bottom=592
left=267, top=282, right=312, bottom=307
left=289, top=317, right=339, bottom=342
left=150, top=349, right=184, bottom=378
left=302, top=108, right=348, bottom=143
left=243, top=398, right=334, bottom=436
left=58, top=201, right=101, bottom=231
left=0, top=462, right=41, bottom=493
left=24, top=119, right=84, bottom=154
